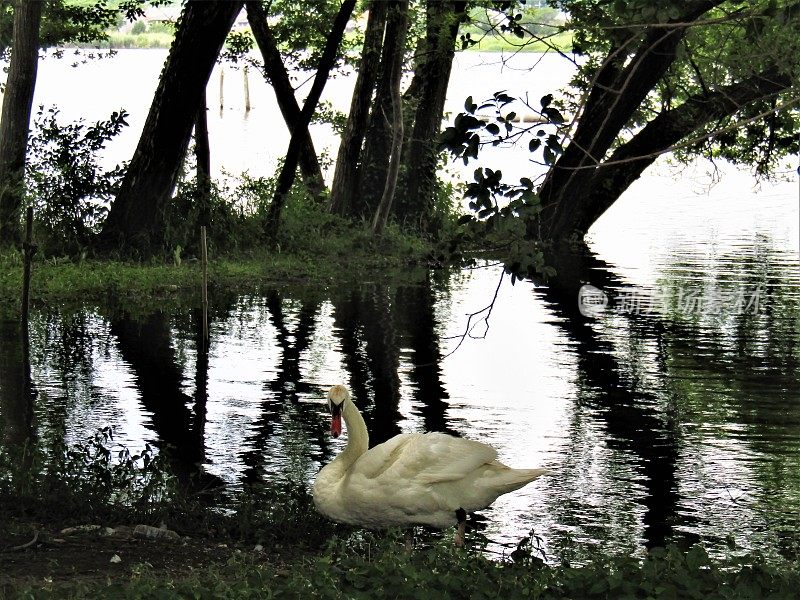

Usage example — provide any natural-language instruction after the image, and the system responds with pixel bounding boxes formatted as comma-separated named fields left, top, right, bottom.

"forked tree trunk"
left=532, top=1, right=793, bottom=242
left=262, top=0, right=357, bottom=243
left=356, top=0, right=408, bottom=219
left=245, top=0, right=325, bottom=199
left=372, top=1, right=409, bottom=235
left=396, top=0, right=465, bottom=233
left=100, top=1, right=242, bottom=253
left=328, top=0, right=388, bottom=216
left=0, top=0, right=42, bottom=246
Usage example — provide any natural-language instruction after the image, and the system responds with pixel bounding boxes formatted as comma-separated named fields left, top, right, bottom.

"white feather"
left=313, top=386, right=548, bottom=529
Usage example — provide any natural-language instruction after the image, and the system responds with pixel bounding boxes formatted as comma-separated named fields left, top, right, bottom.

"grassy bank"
left=4, top=533, right=799, bottom=598
left=0, top=226, right=433, bottom=310
left=2, top=433, right=799, bottom=598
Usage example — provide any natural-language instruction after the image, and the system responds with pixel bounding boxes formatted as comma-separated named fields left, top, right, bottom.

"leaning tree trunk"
left=356, top=0, right=409, bottom=220
left=372, top=1, right=409, bottom=235
left=99, top=1, right=242, bottom=253
left=262, top=0, right=357, bottom=244
left=328, top=0, right=388, bottom=217
left=245, top=0, right=325, bottom=199
left=532, top=1, right=732, bottom=242
left=395, top=0, right=465, bottom=234
left=0, top=0, right=42, bottom=246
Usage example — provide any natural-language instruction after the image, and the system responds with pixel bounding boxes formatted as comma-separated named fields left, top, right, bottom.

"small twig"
left=2, top=530, right=39, bottom=552
left=443, top=270, right=505, bottom=359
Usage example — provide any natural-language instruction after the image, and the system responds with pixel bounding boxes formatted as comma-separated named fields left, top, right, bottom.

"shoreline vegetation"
left=0, top=237, right=433, bottom=311
left=78, top=29, right=572, bottom=53
left=79, top=36, right=575, bottom=53
left=78, top=32, right=572, bottom=53
left=2, top=421, right=798, bottom=596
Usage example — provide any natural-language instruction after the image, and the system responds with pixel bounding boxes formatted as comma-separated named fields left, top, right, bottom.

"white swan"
left=312, top=385, right=548, bottom=545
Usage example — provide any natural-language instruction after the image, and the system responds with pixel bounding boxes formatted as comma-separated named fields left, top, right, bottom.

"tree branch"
left=245, top=0, right=325, bottom=198
left=581, top=66, right=794, bottom=229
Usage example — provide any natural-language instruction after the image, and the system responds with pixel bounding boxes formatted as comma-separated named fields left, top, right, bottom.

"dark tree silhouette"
left=100, top=1, right=242, bottom=252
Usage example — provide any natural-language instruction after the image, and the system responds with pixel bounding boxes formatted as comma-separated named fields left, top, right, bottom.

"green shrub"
left=25, top=106, right=128, bottom=255
left=130, top=20, right=146, bottom=35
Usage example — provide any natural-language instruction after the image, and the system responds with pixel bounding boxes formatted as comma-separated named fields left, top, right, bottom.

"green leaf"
left=543, top=107, right=566, bottom=124
left=464, top=96, right=474, bottom=114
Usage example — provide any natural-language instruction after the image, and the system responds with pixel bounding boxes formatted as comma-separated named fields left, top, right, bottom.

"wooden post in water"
left=243, top=65, right=251, bottom=112
left=200, top=226, right=209, bottom=344
left=20, top=207, right=36, bottom=343
left=219, top=68, right=224, bottom=113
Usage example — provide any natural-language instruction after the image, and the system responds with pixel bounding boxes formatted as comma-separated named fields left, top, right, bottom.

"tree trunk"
left=395, top=0, right=466, bottom=233
left=0, top=0, right=42, bottom=246
left=99, top=1, right=242, bottom=253
left=262, top=0, right=357, bottom=243
left=245, top=0, right=325, bottom=199
left=575, top=67, right=794, bottom=233
left=195, top=89, right=211, bottom=227
left=534, top=1, right=728, bottom=241
left=372, top=0, right=409, bottom=235
left=356, top=0, right=409, bottom=220
left=328, top=0, right=388, bottom=216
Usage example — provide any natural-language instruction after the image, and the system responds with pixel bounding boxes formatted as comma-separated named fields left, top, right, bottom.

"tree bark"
left=577, top=67, right=794, bottom=231
left=99, top=1, right=242, bottom=253
left=328, top=0, right=388, bottom=216
left=534, top=1, right=728, bottom=241
left=262, top=0, right=357, bottom=243
left=357, top=0, right=410, bottom=219
left=372, top=1, right=409, bottom=235
left=245, top=0, right=325, bottom=199
left=395, top=0, right=466, bottom=233
left=0, top=0, right=42, bottom=246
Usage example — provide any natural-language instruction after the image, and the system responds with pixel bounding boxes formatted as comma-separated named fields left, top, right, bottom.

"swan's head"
left=327, top=385, right=350, bottom=438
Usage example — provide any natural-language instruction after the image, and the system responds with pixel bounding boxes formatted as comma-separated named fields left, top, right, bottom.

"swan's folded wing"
left=354, top=432, right=498, bottom=484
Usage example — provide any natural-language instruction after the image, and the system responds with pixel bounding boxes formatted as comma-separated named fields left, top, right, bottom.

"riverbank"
left=0, top=230, right=435, bottom=312
left=3, top=524, right=798, bottom=598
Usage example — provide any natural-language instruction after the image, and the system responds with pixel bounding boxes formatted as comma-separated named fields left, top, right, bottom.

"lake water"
left=1, top=50, right=799, bottom=561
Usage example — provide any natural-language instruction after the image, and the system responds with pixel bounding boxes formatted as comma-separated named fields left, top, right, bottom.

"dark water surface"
left=1, top=178, right=798, bottom=561
left=1, top=50, right=799, bottom=562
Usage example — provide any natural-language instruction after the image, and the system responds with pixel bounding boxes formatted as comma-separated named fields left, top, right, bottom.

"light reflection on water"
left=2, top=189, right=797, bottom=561
left=0, top=49, right=797, bottom=562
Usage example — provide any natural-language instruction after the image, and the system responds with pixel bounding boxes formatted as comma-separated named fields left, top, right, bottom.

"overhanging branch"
left=581, top=66, right=795, bottom=228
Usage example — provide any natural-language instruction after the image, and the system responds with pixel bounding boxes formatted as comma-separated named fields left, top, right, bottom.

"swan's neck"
left=333, top=399, right=369, bottom=470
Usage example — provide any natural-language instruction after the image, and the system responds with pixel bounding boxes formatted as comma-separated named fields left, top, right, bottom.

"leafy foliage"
left=439, top=91, right=565, bottom=279
left=462, top=2, right=567, bottom=51
left=265, top=0, right=363, bottom=73
left=0, top=426, right=173, bottom=524
left=8, top=530, right=800, bottom=598
left=440, top=90, right=565, bottom=167
left=557, top=0, right=800, bottom=174
left=26, top=106, right=128, bottom=254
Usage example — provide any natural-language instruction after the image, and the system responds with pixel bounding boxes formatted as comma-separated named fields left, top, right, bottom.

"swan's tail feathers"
left=497, top=467, right=549, bottom=493
left=516, top=467, right=549, bottom=484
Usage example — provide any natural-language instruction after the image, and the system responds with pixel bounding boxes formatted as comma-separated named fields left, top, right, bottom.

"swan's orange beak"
left=330, top=402, right=342, bottom=438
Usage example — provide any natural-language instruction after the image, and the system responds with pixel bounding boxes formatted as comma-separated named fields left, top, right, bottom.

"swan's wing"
left=352, top=432, right=498, bottom=484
